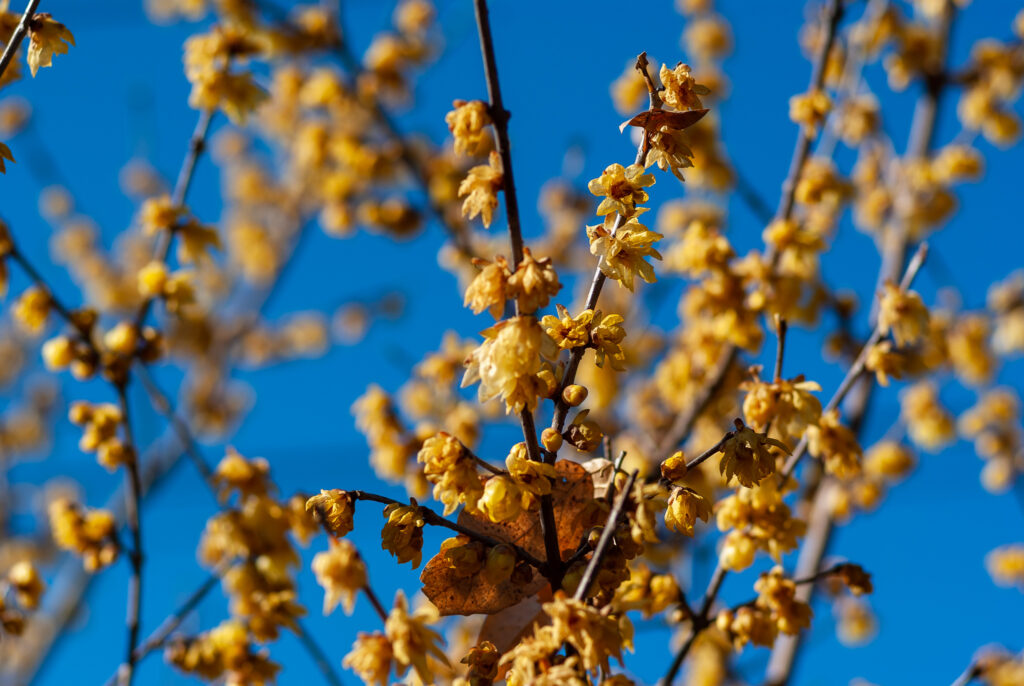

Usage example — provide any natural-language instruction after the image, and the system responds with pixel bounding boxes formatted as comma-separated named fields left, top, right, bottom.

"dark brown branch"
left=572, top=469, right=638, bottom=601
left=471, top=0, right=563, bottom=586
left=0, top=0, right=42, bottom=81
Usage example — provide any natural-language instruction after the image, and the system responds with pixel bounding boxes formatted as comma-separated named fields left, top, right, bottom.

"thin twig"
left=0, top=0, right=42, bottom=81
left=362, top=584, right=389, bottom=622
left=115, top=383, right=145, bottom=686
left=654, top=347, right=738, bottom=459
left=659, top=564, right=727, bottom=686
left=778, top=242, right=928, bottom=483
left=101, top=572, right=222, bottom=686
left=572, top=469, right=639, bottom=601
left=295, top=619, right=346, bottom=686
left=349, top=490, right=547, bottom=571
left=135, top=365, right=217, bottom=490
left=773, top=318, right=788, bottom=383
left=133, top=109, right=214, bottom=330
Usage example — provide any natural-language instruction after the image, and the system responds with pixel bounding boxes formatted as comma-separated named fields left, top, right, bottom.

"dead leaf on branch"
left=420, top=460, right=599, bottom=616
left=618, top=108, right=709, bottom=134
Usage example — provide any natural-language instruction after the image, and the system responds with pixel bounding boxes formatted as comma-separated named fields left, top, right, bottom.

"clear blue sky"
left=4, top=1, right=1023, bottom=685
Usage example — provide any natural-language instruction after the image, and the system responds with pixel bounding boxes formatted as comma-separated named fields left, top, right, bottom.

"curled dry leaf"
left=618, top=108, right=709, bottom=134
left=581, top=457, right=616, bottom=499
left=420, top=460, right=599, bottom=616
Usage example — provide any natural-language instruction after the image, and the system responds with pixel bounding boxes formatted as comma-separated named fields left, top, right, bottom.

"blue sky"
left=4, top=1, right=1023, bottom=684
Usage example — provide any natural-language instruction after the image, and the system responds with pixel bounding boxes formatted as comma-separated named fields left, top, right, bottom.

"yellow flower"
left=6, top=561, right=44, bottom=610
left=789, top=89, right=832, bottom=135
left=900, top=382, right=955, bottom=452
left=664, top=486, right=711, bottom=536
left=587, top=216, right=663, bottom=291
left=806, top=410, right=863, bottom=480
left=478, top=475, right=525, bottom=523
left=416, top=432, right=483, bottom=515
left=458, top=151, right=503, bottom=227
left=864, top=341, right=908, bottom=387
left=986, top=544, right=1024, bottom=589
left=507, top=247, right=561, bottom=314
left=26, top=14, right=75, bottom=77
left=212, top=448, right=270, bottom=502
left=312, top=538, right=366, bottom=615
left=541, top=593, right=632, bottom=674
left=384, top=591, right=449, bottom=684
left=461, top=316, right=555, bottom=415
left=305, top=489, right=356, bottom=537
left=947, top=313, right=995, bottom=387
left=343, top=632, right=394, bottom=686
left=464, top=255, right=511, bottom=318
left=543, top=304, right=594, bottom=350
left=741, top=374, right=822, bottom=441
left=878, top=282, right=930, bottom=347
left=659, top=62, right=708, bottom=111
left=647, top=125, right=696, bottom=180
left=13, top=287, right=51, bottom=333
left=505, top=442, right=557, bottom=497
left=48, top=498, right=119, bottom=571
left=587, top=163, right=655, bottom=218
left=754, top=566, right=813, bottom=636
left=863, top=441, right=916, bottom=482
left=719, top=422, right=789, bottom=487
left=445, top=99, right=492, bottom=157
left=381, top=501, right=425, bottom=568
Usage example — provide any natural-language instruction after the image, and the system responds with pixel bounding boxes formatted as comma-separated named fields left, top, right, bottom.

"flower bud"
left=42, top=336, right=74, bottom=370
left=562, top=384, right=588, bottom=407
left=660, top=451, right=688, bottom=482
left=541, top=427, right=563, bottom=452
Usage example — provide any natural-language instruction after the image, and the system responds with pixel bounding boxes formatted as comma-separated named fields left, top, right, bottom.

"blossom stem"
left=349, top=490, right=547, bottom=571
left=572, top=469, right=638, bottom=602
left=0, top=0, right=42, bottom=82
left=766, top=7, right=957, bottom=681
